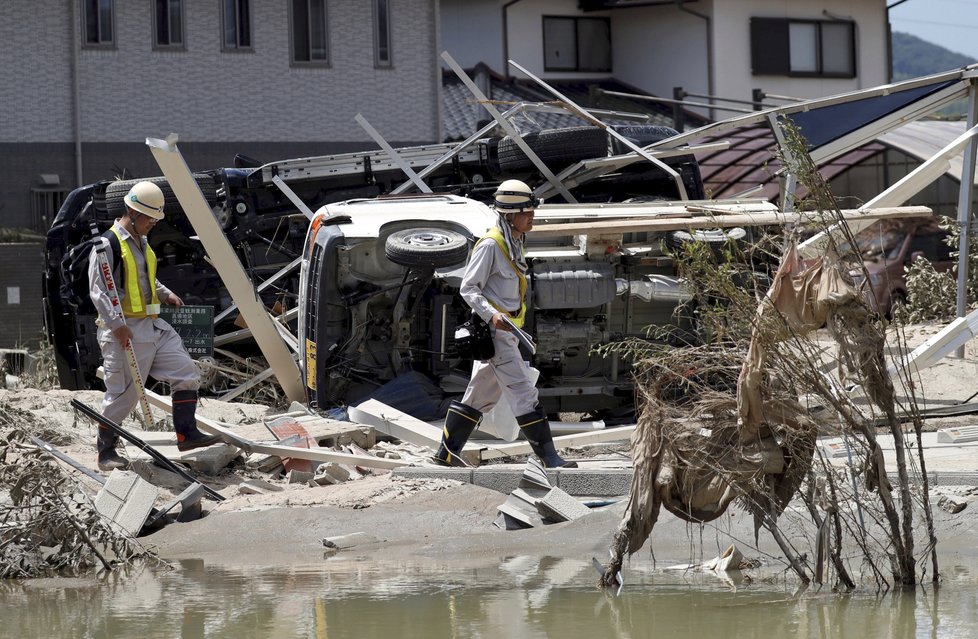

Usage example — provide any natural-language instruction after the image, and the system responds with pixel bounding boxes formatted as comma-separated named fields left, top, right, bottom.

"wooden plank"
left=138, top=385, right=406, bottom=470
left=479, top=425, right=636, bottom=461
left=349, top=400, right=442, bottom=447
left=147, top=135, right=305, bottom=402
left=528, top=206, right=933, bottom=237
left=349, top=400, right=483, bottom=465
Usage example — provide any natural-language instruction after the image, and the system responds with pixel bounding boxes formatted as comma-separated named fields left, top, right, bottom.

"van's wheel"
left=385, top=228, right=469, bottom=268
left=103, top=175, right=219, bottom=218
left=609, top=124, right=679, bottom=155
left=497, top=126, right=608, bottom=173
left=665, top=227, right=748, bottom=258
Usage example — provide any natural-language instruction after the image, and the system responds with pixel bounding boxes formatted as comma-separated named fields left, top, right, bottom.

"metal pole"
left=355, top=113, right=433, bottom=194
left=672, top=87, right=685, bottom=131
left=443, top=52, right=578, bottom=203
left=954, top=82, right=978, bottom=357
left=508, top=59, right=688, bottom=199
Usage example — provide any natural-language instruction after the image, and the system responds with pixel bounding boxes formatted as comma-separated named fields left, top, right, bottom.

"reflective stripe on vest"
left=110, top=227, right=161, bottom=318
left=481, top=228, right=527, bottom=328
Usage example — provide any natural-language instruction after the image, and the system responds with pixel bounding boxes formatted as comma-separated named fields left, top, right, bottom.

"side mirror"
left=909, top=250, right=926, bottom=263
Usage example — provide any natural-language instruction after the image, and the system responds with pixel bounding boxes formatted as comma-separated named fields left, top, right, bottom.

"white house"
left=441, top=0, right=890, bottom=119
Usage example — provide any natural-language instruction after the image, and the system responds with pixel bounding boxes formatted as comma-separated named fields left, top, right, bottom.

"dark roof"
left=441, top=67, right=709, bottom=142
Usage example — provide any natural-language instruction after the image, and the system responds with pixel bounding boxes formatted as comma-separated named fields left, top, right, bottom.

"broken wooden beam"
left=529, top=205, right=932, bottom=237
left=141, top=388, right=407, bottom=471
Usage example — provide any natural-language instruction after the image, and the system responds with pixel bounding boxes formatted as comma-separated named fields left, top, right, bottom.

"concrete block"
left=287, top=469, right=315, bottom=484
left=472, top=467, right=522, bottom=494
left=94, top=470, right=160, bottom=536
left=239, top=479, right=284, bottom=495
left=177, top=444, right=240, bottom=475
left=392, top=466, right=473, bottom=484
left=556, top=469, right=632, bottom=497
left=536, top=487, right=592, bottom=522
left=318, top=463, right=352, bottom=483
left=497, top=500, right=538, bottom=528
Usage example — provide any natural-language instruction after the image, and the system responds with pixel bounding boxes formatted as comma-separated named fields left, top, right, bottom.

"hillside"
left=892, top=31, right=975, bottom=81
left=892, top=31, right=975, bottom=118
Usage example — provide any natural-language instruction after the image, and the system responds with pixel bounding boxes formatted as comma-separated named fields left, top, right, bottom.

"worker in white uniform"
left=88, top=181, right=219, bottom=471
left=433, top=180, right=576, bottom=469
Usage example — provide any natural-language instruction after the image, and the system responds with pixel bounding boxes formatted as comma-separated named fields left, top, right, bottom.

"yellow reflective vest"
left=481, top=228, right=527, bottom=328
left=110, top=227, right=161, bottom=318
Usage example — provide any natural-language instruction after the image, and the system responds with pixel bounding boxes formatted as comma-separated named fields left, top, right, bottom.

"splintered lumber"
left=349, top=400, right=483, bottom=465
left=528, top=205, right=932, bottom=237
left=479, top=425, right=636, bottom=462
left=348, top=400, right=442, bottom=447
left=140, top=387, right=406, bottom=471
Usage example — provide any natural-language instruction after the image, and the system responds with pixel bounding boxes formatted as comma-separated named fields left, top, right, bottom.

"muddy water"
left=2, top=556, right=977, bottom=638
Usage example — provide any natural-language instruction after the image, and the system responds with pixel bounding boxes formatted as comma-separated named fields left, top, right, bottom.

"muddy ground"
left=4, top=322, right=978, bottom=581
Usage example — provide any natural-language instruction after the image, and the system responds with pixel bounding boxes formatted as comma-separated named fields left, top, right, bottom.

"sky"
left=889, top=0, right=978, bottom=61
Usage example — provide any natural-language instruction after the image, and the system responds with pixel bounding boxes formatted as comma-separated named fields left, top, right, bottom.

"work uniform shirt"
left=458, top=227, right=538, bottom=417
left=88, top=221, right=174, bottom=342
left=460, top=234, right=523, bottom=323
left=87, top=221, right=199, bottom=427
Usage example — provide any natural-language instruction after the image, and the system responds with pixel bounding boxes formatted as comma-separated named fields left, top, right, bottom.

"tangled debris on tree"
left=0, top=402, right=162, bottom=579
left=598, top=122, right=938, bottom=591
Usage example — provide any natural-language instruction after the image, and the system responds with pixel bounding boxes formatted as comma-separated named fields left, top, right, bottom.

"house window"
left=291, top=0, right=328, bottom=64
left=82, top=0, right=114, bottom=47
left=543, top=16, right=611, bottom=72
left=751, top=17, right=855, bottom=78
left=374, top=0, right=391, bottom=67
left=222, top=0, right=252, bottom=51
left=154, top=0, right=184, bottom=49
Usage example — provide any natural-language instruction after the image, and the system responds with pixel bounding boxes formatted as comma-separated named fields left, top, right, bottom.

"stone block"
left=287, top=469, right=315, bottom=484
left=556, top=469, right=632, bottom=497
left=536, top=487, right=592, bottom=522
left=94, top=470, right=160, bottom=536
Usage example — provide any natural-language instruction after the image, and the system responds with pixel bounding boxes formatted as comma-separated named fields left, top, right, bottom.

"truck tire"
left=497, top=127, right=608, bottom=173
left=103, top=175, right=219, bottom=218
left=609, top=124, right=680, bottom=155
left=385, top=228, right=469, bottom=268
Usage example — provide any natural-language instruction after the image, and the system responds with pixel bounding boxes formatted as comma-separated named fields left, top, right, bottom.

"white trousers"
left=98, top=318, right=200, bottom=426
left=461, top=328, right=538, bottom=417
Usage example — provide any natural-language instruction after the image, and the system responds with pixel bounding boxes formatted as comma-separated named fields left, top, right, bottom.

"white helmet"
left=494, top=179, right=538, bottom=212
left=124, top=181, right=165, bottom=220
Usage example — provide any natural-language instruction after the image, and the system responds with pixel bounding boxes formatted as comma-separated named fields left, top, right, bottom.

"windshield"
left=840, top=229, right=906, bottom=261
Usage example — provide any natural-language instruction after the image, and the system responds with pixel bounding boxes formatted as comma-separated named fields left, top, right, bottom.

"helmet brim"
left=126, top=201, right=165, bottom=220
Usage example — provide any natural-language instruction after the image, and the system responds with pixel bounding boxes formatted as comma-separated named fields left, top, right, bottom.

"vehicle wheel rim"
left=405, top=231, right=453, bottom=247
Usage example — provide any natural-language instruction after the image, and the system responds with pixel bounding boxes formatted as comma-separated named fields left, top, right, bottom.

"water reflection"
left=2, top=556, right=977, bottom=638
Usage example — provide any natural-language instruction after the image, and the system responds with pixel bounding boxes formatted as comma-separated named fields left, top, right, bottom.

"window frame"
left=542, top=15, right=612, bottom=73
left=750, top=17, right=856, bottom=79
left=289, top=0, right=330, bottom=67
left=81, top=0, right=115, bottom=49
left=221, top=0, right=253, bottom=53
left=152, top=0, right=186, bottom=51
left=373, top=0, right=392, bottom=68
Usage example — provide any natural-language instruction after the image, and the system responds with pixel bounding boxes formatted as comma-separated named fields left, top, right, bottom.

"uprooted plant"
left=0, top=403, right=163, bottom=579
left=597, top=119, right=937, bottom=591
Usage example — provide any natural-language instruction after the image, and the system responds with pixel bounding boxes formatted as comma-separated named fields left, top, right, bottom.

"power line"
left=890, top=17, right=978, bottom=28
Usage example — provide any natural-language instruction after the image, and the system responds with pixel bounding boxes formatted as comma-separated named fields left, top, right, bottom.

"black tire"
left=497, top=126, right=608, bottom=173
left=609, top=124, right=679, bottom=155
left=664, top=227, right=747, bottom=257
left=385, top=228, right=469, bottom=268
left=103, top=175, right=219, bottom=218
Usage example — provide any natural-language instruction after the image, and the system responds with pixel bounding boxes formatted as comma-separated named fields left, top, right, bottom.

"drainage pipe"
left=675, top=0, right=715, bottom=122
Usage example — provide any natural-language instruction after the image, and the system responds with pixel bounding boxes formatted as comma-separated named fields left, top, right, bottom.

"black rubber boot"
left=517, top=406, right=577, bottom=469
left=433, top=401, right=482, bottom=467
left=172, top=390, right=221, bottom=452
left=97, top=427, right=129, bottom=472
